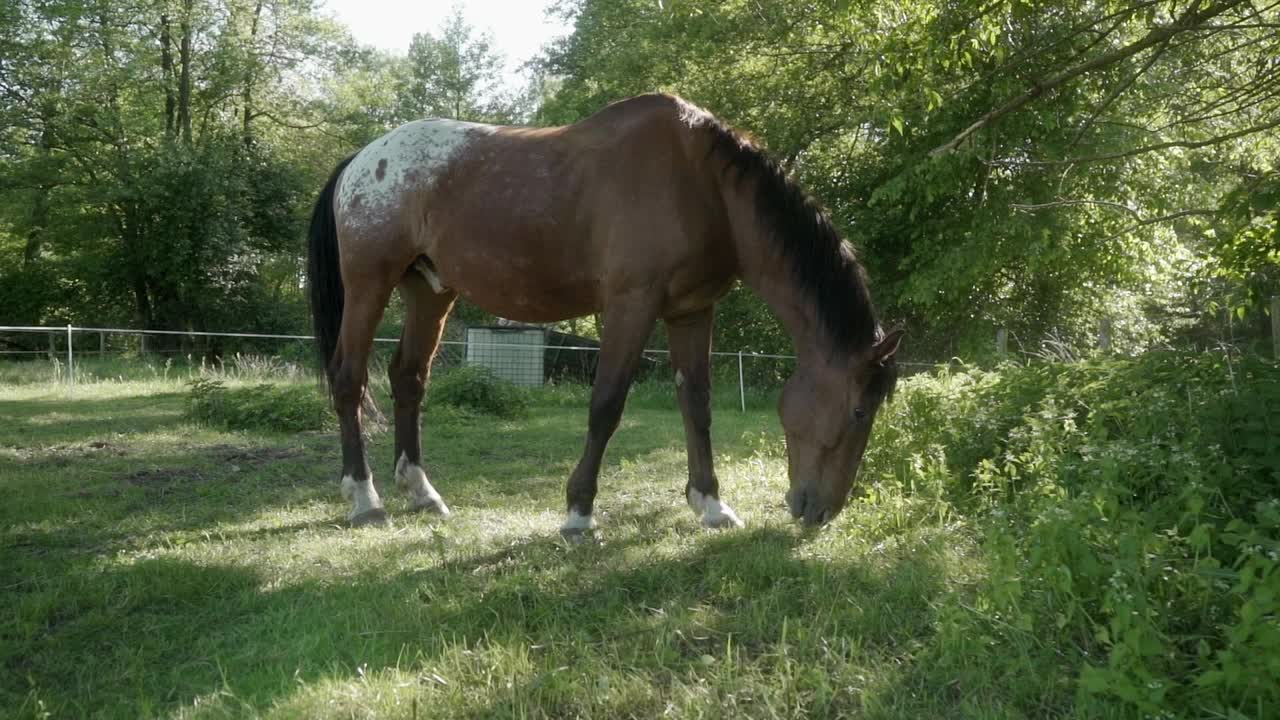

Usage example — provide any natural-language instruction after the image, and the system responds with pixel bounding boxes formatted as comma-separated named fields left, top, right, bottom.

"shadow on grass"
left=6, top=522, right=955, bottom=719
left=0, top=393, right=188, bottom=446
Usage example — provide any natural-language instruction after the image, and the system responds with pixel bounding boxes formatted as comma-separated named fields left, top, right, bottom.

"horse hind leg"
left=333, top=287, right=396, bottom=527
left=389, top=269, right=456, bottom=514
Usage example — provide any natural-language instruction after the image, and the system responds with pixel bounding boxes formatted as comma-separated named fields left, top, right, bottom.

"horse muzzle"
left=786, top=487, right=838, bottom=526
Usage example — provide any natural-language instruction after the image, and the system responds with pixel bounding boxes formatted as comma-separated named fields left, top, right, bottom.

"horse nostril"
left=803, top=504, right=824, bottom=526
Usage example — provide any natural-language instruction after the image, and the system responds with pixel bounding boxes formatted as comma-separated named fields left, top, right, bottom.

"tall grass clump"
left=429, top=365, right=529, bottom=419
left=185, top=378, right=332, bottom=432
left=857, top=352, right=1280, bottom=715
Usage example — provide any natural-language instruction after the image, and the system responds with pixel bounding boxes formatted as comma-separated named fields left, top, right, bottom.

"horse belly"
left=433, top=232, right=600, bottom=323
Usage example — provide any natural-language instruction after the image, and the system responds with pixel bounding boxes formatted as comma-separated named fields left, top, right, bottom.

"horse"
left=306, top=93, right=903, bottom=535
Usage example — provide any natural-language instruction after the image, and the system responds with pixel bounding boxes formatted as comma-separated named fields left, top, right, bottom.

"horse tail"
left=307, top=155, right=355, bottom=387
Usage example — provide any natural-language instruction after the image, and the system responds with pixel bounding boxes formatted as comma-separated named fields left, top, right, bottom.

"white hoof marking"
left=687, top=488, right=744, bottom=529
left=342, top=474, right=384, bottom=521
left=396, top=453, right=450, bottom=515
left=561, top=509, right=596, bottom=532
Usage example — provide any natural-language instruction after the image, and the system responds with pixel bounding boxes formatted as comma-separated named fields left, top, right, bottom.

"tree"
left=398, top=8, right=521, bottom=123
left=0, top=0, right=349, bottom=339
left=536, top=0, right=1280, bottom=357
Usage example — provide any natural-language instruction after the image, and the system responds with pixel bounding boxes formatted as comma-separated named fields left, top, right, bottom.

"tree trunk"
left=161, top=14, right=176, bottom=140
left=241, top=0, right=264, bottom=148
left=23, top=106, right=53, bottom=268
left=178, top=0, right=194, bottom=144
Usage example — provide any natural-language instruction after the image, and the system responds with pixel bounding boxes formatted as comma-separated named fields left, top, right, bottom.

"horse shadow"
left=9, top=520, right=956, bottom=718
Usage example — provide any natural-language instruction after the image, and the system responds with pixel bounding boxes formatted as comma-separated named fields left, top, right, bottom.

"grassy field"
left=2, top=354, right=1277, bottom=718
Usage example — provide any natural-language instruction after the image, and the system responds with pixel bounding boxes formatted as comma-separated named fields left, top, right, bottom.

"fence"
left=11, top=311, right=1273, bottom=406
left=0, top=324, right=891, bottom=411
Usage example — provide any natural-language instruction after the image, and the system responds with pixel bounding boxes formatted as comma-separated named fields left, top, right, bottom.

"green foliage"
left=4, top=355, right=1279, bottom=717
left=538, top=0, right=1280, bottom=357
left=860, top=353, right=1280, bottom=714
left=397, top=7, right=528, bottom=123
left=185, top=378, right=331, bottom=432
left=429, top=365, right=529, bottom=418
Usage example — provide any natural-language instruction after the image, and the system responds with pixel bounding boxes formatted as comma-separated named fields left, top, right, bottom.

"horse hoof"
left=559, top=527, right=602, bottom=546
left=409, top=497, right=451, bottom=516
left=349, top=507, right=389, bottom=528
left=701, top=512, right=745, bottom=530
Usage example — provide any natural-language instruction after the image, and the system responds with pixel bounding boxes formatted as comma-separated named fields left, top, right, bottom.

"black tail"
left=307, top=155, right=355, bottom=389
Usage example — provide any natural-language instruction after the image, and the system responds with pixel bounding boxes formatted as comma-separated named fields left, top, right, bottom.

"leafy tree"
left=536, top=0, right=1280, bottom=358
left=397, top=7, right=524, bottom=123
left=0, top=0, right=351, bottom=344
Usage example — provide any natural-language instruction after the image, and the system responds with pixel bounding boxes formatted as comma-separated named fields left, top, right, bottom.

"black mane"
left=699, top=117, right=881, bottom=353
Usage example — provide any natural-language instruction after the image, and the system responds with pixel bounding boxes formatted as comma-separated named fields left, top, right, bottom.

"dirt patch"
left=7, top=439, right=130, bottom=465
left=209, top=445, right=304, bottom=465
left=123, top=467, right=208, bottom=487
left=101, top=443, right=305, bottom=491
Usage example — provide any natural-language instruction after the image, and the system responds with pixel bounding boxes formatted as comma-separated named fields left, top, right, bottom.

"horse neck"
left=721, top=183, right=828, bottom=362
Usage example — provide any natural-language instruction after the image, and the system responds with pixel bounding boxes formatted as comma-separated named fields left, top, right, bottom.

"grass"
left=0, top=359, right=978, bottom=719
left=4, top=353, right=1275, bottom=718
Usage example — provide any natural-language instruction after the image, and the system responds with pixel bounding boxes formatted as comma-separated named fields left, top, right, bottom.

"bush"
left=859, top=353, right=1280, bottom=716
left=186, top=378, right=332, bottom=432
left=429, top=365, right=529, bottom=419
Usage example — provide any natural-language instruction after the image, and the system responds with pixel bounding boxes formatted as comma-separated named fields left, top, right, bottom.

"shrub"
left=859, top=353, right=1280, bottom=716
left=186, top=378, right=332, bottom=431
left=429, top=365, right=529, bottom=419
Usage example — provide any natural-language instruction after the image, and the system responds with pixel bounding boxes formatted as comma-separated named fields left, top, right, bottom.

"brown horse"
left=307, top=94, right=902, bottom=534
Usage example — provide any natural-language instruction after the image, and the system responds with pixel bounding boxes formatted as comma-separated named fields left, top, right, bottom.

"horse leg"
left=333, top=289, right=394, bottom=527
left=667, top=307, right=743, bottom=529
left=389, top=271, right=456, bottom=514
left=561, top=294, right=661, bottom=540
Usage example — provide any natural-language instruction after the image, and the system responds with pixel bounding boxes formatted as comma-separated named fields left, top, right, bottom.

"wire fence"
left=0, top=324, right=946, bottom=410
left=7, top=314, right=1276, bottom=412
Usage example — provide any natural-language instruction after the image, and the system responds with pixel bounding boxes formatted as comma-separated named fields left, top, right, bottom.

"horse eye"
left=852, top=407, right=866, bottom=421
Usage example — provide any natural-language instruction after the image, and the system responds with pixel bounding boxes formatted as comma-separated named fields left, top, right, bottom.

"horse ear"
left=872, top=325, right=905, bottom=365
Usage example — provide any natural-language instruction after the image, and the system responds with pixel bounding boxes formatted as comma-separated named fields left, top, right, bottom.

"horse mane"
left=693, top=111, right=881, bottom=354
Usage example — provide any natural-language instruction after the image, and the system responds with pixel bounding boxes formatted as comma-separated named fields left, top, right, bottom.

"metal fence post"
left=1099, top=318, right=1112, bottom=352
left=738, top=351, right=746, bottom=413
left=996, top=328, right=1008, bottom=356
left=66, top=324, right=74, bottom=395
left=99, top=331, right=106, bottom=355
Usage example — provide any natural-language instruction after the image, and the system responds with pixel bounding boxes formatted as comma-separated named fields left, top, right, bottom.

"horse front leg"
left=666, top=306, right=742, bottom=529
left=561, top=293, right=661, bottom=541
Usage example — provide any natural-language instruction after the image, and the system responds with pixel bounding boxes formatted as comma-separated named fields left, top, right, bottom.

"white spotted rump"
left=335, top=118, right=497, bottom=232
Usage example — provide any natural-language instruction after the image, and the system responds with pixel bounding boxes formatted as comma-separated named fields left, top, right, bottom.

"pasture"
left=3, top=354, right=1278, bottom=719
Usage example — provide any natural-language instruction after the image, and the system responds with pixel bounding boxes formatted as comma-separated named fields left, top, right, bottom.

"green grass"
left=0, top=362, right=975, bottom=719
left=3, top=354, right=1277, bottom=718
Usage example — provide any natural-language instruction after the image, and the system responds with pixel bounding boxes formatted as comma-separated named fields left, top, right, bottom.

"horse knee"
left=587, top=388, right=626, bottom=436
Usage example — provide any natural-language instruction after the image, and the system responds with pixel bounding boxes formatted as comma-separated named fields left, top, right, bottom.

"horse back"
left=338, top=95, right=735, bottom=322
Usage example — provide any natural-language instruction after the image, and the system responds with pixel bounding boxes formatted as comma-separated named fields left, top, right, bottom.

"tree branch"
left=1102, top=208, right=1219, bottom=243
left=1011, top=199, right=1143, bottom=218
left=994, top=114, right=1280, bottom=166
left=930, top=0, right=1251, bottom=156
left=1068, top=38, right=1173, bottom=148
left=249, top=110, right=325, bottom=131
